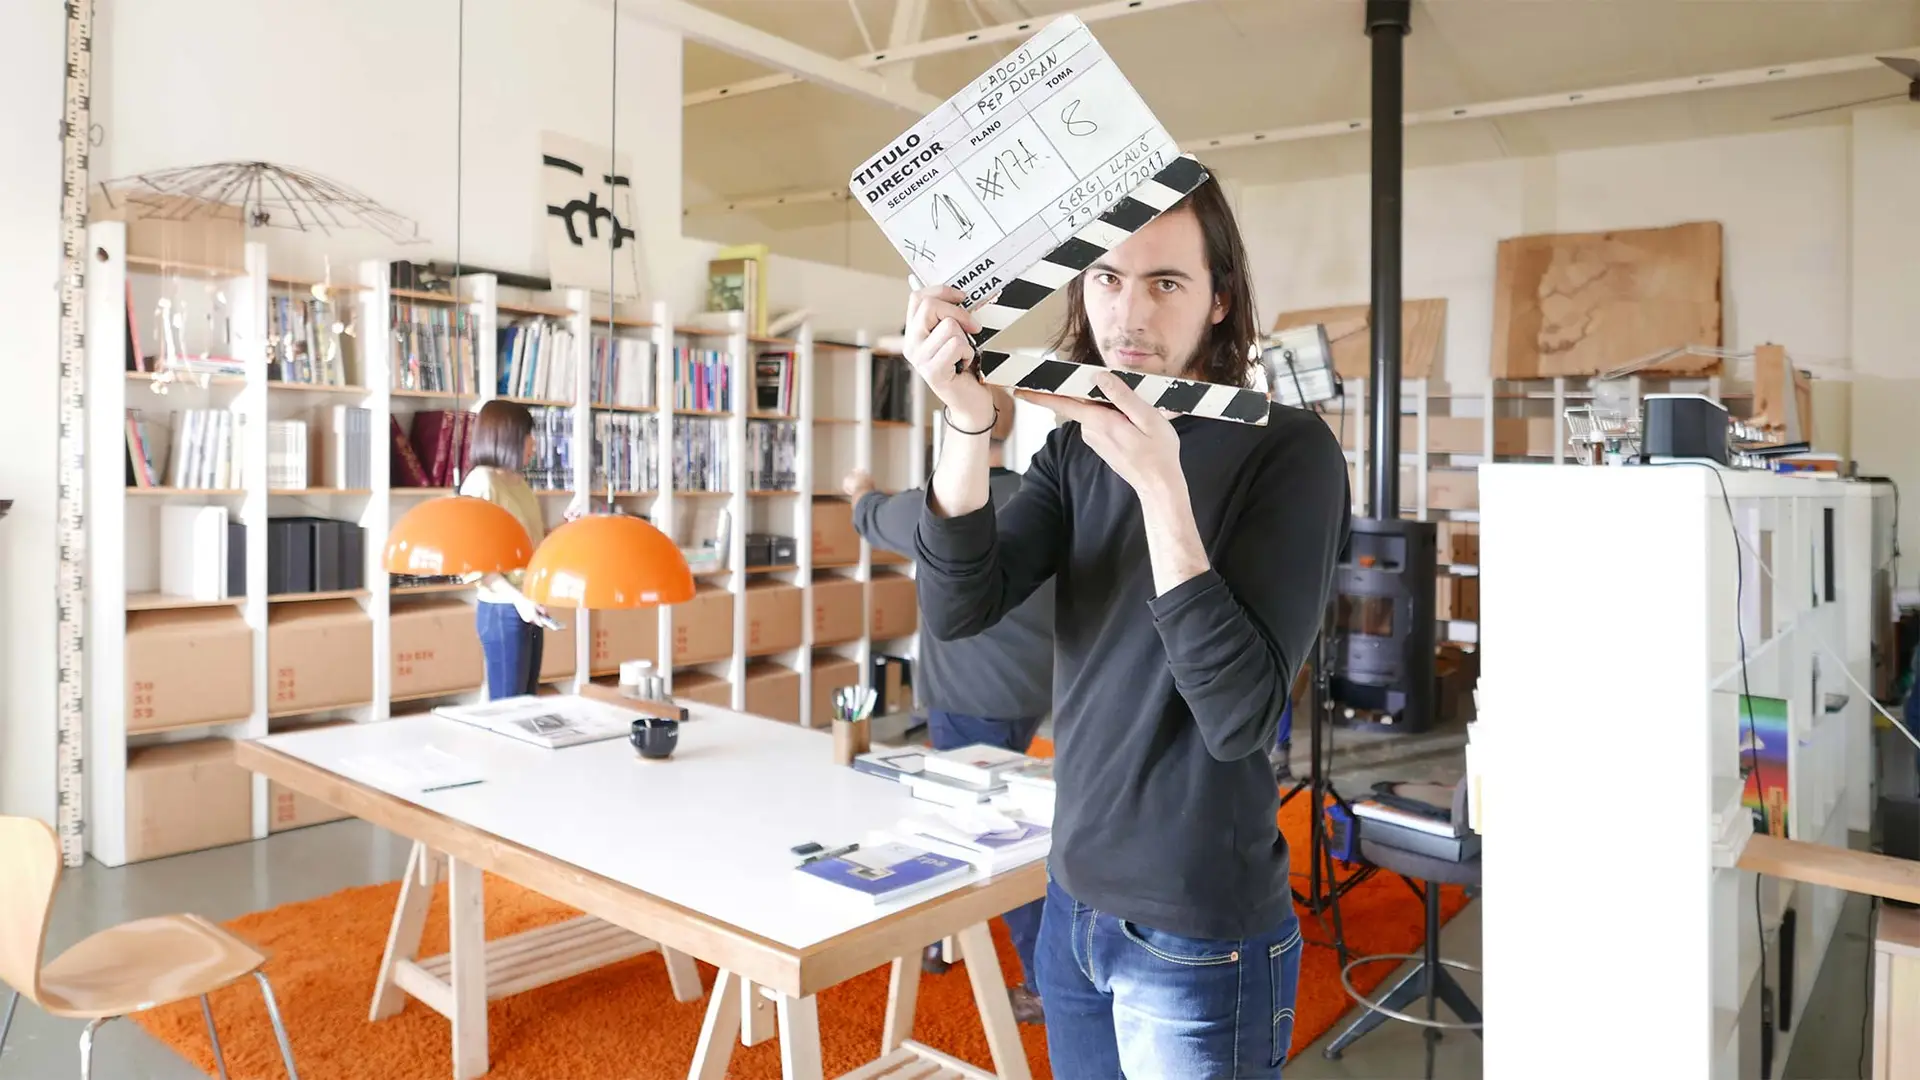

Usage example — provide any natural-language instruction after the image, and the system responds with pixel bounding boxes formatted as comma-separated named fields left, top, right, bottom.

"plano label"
left=849, top=14, right=1179, bottom=321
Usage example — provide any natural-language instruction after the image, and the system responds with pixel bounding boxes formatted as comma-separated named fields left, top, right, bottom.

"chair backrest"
left=0, top=816, right=59, bottom=1002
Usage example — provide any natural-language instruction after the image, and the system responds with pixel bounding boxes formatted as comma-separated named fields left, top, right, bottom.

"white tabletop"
left=253, top=704, right=1014, bottom=951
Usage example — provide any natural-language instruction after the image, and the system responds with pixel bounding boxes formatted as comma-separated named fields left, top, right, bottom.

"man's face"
left=1081, top=206, right=1225, bottom=378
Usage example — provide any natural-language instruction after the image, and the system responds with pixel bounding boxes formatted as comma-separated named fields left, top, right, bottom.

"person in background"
left=841, top=386, right=1055, bottom=1025
left=459, top=399, right=552, bottom=700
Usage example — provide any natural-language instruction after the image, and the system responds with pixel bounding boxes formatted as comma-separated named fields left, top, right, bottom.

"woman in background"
left=460, top=400, right=551, bottom=699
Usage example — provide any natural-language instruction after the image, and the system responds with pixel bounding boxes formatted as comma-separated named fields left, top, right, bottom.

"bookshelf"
left=82, top=220, right=931, bottom=866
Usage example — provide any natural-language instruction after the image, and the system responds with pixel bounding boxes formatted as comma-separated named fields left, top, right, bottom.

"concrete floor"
left=0, top=716, right=1877, bottom=1079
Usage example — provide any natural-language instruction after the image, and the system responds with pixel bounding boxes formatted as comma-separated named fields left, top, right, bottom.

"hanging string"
left=606, top=0, right=619, bottom=512
left=452, top=0, right=466, bottom=488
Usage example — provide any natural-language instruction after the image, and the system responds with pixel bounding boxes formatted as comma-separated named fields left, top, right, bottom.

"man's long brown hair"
left=1044, top=177, right=1260, bottom=387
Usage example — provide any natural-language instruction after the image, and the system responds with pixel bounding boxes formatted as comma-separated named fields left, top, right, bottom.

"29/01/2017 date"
left=1052, top=148, right=1165, bottom=233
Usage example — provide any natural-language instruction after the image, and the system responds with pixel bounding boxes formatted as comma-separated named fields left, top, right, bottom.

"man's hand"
left=1017, top=370, right=1185, bottom=501
left=842, top=468, right=875, bottom=500
left=903, top=284, right=997, bottom=431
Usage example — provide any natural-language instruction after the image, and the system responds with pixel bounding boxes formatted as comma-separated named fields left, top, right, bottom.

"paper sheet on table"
left=342, top=745, right=483, bottom=793
left=848, top=14, right=1178, bottom=314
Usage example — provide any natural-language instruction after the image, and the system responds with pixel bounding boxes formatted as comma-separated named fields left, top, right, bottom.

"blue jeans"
left=1034, top=878, right=1303, bottom=1078
left=476, top=600, right=543, bottom=700
left=927, top=709, right=1045, bottom=991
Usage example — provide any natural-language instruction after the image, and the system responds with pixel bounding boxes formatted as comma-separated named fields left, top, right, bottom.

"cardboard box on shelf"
left=542, top=619, right=577, bottom=680
left=673, top=585, right=734, bottom=665
left=810, top=654, right=860, bottom=728
left=744, top=581, right=804, bottom=656
left=126, top=607, right=253, bottom=733
left=125, top=739, right=251, bottom=861
left=268, top=779, right=351, bottom=833
left=674, top=672, right=733, bottom=708
left=812, top=576, right=864, bottom=646
left=812, top=498, right=862, bottom=565
left=1436, top=574, right=1480, bottom=623
left=1440, top=521, right=1479, bottom=566
left=390, top=599, right=484, bottom=699
left=267, top=599, right=373, bottom=713
left=590, top=607, right=656, bottom=677
left=869, top=573, right=917, bottom=640
left=742, top=662, right=801, bottom=723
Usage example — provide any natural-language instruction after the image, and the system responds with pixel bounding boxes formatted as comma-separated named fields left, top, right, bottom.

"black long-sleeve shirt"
left=914, top=402, right=1349, bottom=940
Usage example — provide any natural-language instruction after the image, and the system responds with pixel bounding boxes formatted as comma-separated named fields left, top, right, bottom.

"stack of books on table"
left=851, top=742, right=1046, bottom=810
left=882, top=803, right=1051, bottom=874
left=1350, top=781, right=1479, bottom=862
left=792, top=841, right=973, bottom=906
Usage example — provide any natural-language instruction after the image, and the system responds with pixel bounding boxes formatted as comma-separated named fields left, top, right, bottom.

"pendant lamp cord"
left=452, top=0, right=466, bottom=489
left=605, top=0, right=619, bottom=513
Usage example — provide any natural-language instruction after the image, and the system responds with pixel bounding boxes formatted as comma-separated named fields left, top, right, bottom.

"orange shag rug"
left=131, top=738, right=1469, bottom=1078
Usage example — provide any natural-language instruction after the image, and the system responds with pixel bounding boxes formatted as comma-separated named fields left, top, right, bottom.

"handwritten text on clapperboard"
left=849, top=16, right=1179, bottom=310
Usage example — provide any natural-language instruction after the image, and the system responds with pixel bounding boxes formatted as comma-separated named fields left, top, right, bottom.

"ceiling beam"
left=685, top=45, right=1920, bottom=213
left=1190, top=48, right=1914, bottom=152
left=883, top=0, right=932, bottom=97
left=684, top=0, right=1204, bottom=107
left=625, top=0, right=940, bottom=113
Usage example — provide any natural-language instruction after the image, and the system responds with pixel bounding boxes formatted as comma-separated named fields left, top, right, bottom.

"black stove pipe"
left=1365, top=0, right=1410, bottom=520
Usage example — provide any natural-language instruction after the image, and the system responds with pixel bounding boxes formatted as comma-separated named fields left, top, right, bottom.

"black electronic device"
left=1328, top=516, right=1439, bottom=733
left=1642, top=394, right=1730, bottom=465
left=1881, top=793, right=1920, bottom=910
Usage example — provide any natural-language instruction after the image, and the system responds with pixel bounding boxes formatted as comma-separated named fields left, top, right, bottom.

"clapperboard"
left=847, top=14, right=1271, bottom=426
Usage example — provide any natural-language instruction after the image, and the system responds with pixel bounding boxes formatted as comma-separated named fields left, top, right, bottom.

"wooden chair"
left=0, top=816, right=299, bottom=1079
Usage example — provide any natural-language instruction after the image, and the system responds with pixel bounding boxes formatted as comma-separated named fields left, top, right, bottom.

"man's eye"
left=1156, top=279, right=1180, bottom=292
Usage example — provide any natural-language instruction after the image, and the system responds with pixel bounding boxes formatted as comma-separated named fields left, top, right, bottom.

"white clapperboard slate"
left=847, top=14, right=1271, bottom=426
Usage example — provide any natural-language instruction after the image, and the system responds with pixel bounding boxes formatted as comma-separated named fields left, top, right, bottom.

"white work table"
left=238, top=702, right=1041, bottom=1080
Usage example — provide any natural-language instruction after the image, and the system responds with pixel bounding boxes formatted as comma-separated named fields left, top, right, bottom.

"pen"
left=798, top=842, right=859, bottom=866
left=422, top=779, right=485, bottom=793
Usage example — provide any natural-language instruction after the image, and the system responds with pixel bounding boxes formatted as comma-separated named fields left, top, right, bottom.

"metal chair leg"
left=200, top=994, right=229, bottom=1080
left=1, top=990, right=17, bottom=1059
left=77, top=1016, right=113, bottom=1080
left=254, top=971, right=300, bottom=1080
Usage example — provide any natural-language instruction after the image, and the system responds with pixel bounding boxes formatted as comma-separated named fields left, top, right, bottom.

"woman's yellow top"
left=457, top=465, right=546, bottom=601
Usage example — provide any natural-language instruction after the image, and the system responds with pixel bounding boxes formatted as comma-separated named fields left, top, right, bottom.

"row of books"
left=390, top=301, right=479, bottom=395
left=524, top=405, right=575, bottom=492
left=268, top=293, right=356, bottom=387
left=127, top=407, right=244, bottom=490
left=873, top=355, right=915, bottom=424
left=590, top=334, right=655, bottom=409
left=593, top=411, right=660, bottom=494
left=745, top=419, right=798, bottom=492
left=673, top=415, right=729, bottom=493
left=394, top=410, right=471, bottom=489
left=675, top=347, right=732, bottom=412
left=753, top=351, right=798, bottom=415
left=499, top=317, right=575, bottom=402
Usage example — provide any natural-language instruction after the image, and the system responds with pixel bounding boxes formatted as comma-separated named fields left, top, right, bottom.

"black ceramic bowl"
left=630, top=716, right=679, bottom=760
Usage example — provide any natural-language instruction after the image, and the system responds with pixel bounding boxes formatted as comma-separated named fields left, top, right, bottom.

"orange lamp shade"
left=522, top=514, right=695, bottom=609
left=383, top=496, right=535, bottom=576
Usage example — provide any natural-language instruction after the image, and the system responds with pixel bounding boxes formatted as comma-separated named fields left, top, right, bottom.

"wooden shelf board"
left=127, top=371, right=246, bottom=386
left=129, top=715, right=252, bottom=738
left=748, top=412, right=797, bottom=421
left=674, top=408, right=733, bottom=417
left=748, top=490, right=800, bottom=497
left=392, top=487, right=456, bottom=495
left=390, top=288, right=459, bottom=304
left=497, top=301, right=574, bottom=319
left=268, top=276, right=367, bottom=293
left=268, top=700, right=374, bottom=720
left=391, top=686, right=482, bottom=705
left=125, top=487, right=246, bottom=496
left=590, top=401, right=656, bottom=413
left=126, top=592, right=243, bottom=611
left=392, top=582, right=473, bottom=596
left=267, top=380, right=367, bottom=394
left=125, top=254, right=246, bottom=279
left=675, top=490, right=733, bottom=498
left=269, top=589, right=370, bottom=604
left=271, top=488, right=373, bottom=496
left=747, top=564, right=799, bottom=574
left=497, top=396, right=573, bottom=408
left=873, top=420, right=911, bottom=429
left=391, top=388, right=468, bottom=400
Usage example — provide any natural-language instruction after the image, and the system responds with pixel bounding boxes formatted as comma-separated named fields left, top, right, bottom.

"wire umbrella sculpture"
left=97, top=160, right=424, bottom=245
left=99, top=162, right=422, bottom=393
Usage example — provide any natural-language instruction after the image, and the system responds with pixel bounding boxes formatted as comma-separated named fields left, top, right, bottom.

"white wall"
left=1236, top=125, right=1856, bottom=396
left=0, top=3, right=66, bottom=820
left=96, top=0, right=694, bottom=314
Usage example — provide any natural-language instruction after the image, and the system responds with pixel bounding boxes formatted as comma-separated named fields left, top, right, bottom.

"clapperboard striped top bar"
left=848, top=14, right=1275, bottom=424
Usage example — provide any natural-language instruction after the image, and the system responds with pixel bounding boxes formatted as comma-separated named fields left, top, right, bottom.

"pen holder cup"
left=831, top=717, right=870, bottom=767
left=631, top=716, right=679, bottom=760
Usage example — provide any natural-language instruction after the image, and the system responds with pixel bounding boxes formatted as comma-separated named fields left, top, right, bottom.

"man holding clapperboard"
left=849, top=14, right=1350, bottom=1079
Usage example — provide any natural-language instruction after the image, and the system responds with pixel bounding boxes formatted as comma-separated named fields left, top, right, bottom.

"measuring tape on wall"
left=54, top=0, right=96, bottom=868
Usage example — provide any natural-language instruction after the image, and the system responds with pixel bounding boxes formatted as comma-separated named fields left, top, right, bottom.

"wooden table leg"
left=663, top=948, right=704, bottom=1003
left=776, top=993, right=824, bottom=1080
left=880, top=953, right=921, bottom=1053
left=371, top=842, right=440, bottom=1022
left=740, top=977, right=775, bottom=1046
left=447, top=857, right=488, bottom=1080
left=688, top=969, right=742, bottom=1080
left=956, top=921, right=1032, bottom=1080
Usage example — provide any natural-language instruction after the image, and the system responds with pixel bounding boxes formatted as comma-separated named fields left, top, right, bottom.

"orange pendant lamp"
left=523, top=512, right=695, bottom=609
left=384, top=496, right=535, bottom=577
